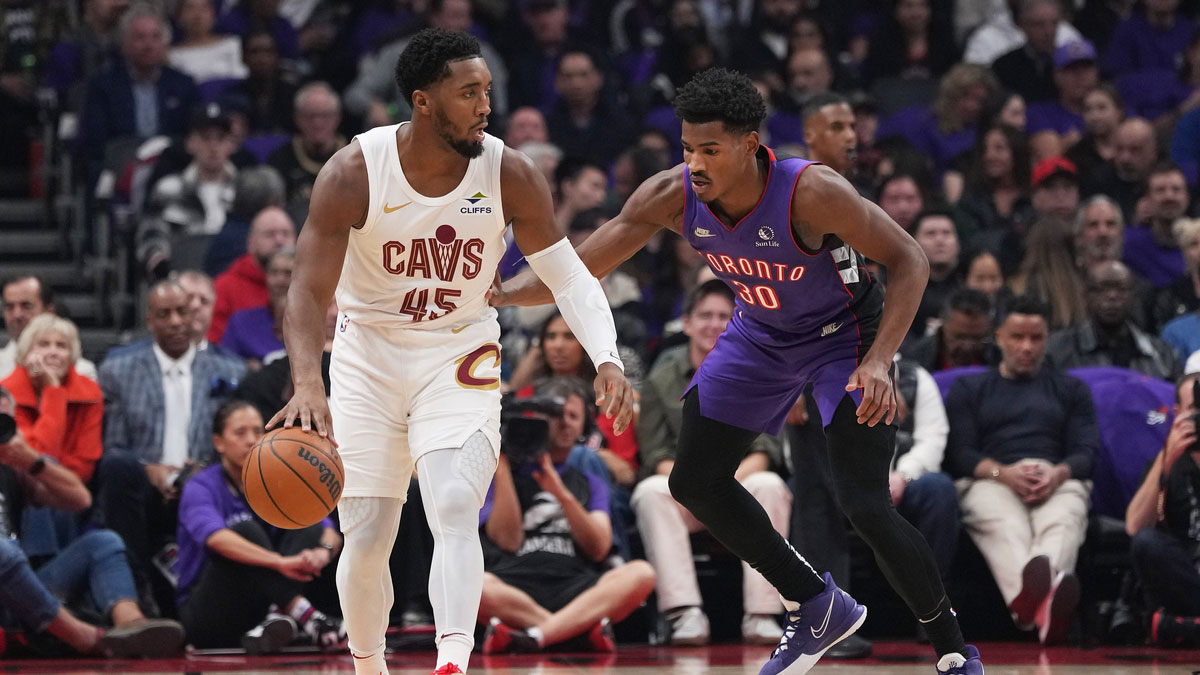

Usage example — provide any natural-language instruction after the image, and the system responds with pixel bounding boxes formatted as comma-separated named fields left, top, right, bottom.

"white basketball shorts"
left=329, top=311, right=502, bottom=499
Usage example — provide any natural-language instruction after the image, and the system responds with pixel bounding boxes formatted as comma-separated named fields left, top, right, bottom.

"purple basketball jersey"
left=681, top=147, right=885, bottom=434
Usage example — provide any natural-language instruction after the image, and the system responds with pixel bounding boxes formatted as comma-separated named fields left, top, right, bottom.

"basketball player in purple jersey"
left=495, top=69, right=984, bottom=675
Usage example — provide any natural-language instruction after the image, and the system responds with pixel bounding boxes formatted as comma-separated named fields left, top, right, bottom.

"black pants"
left=1131, top=528, right=1200, bottom=616
left=671, top=389, right=949, bottom=618
left=179, top=519, right=324, bottom=648
left=788, top=393, right=851, bottom=588
left=91, top=450, right=179, bottom=615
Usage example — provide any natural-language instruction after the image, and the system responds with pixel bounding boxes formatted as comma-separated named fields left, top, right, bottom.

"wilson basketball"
left=243, top=427, right=344, bottom=529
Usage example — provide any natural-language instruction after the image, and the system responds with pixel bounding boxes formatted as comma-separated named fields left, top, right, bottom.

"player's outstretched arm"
left=500, top=149, right=651, bottom=433
left=268, top=141, right=369, bottom=441
left=493, top=164, right=685, bottom=308
left=792, top=164, right=930, bottom=427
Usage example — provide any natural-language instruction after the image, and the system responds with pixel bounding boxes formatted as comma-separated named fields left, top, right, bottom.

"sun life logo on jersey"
left=756, top=225, right=779, bottom=248
left=461, top=191, right=492, bottom=214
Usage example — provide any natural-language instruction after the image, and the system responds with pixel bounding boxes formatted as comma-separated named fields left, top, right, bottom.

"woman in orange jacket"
left=0, top=313, right=102, bottom=482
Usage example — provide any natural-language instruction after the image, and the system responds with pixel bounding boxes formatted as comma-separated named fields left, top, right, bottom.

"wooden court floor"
left=3, top=642, right=1198, bottom=675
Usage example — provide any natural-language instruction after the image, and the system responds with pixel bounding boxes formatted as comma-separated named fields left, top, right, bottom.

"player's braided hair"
left=673, top=68, right=766, bottom=135
left=394, top=28, right=481, bottom=104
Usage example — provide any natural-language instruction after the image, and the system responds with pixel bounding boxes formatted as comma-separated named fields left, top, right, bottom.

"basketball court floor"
left=4, top=642, right=1197, bottom=674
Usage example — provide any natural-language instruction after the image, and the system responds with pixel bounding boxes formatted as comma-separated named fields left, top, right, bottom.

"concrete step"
left=0, top=199, right=44, bottom=225
left=0, top=229, right=64, bottom=258
left=79, top=327, right=130, bottom=365
left=57, top=291, right=104, bottom=328
left=0, top=260, right=81, bottom=288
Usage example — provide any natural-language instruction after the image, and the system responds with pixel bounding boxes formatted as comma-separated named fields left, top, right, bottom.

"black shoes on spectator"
left=241, top=612, right=297, bottom=655
left=100, top=618, right=186, bottom=658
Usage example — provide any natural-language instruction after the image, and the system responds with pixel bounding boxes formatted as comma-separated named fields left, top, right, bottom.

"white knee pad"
left=449, top=430, right=498, bottom=503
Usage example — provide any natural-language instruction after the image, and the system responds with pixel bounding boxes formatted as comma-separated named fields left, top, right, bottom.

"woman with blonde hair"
left=1010, top=218, right=1089, bottom=330
left=877, top=63, right=998, bottom=178
left=0, top=314, right=102, bottom=482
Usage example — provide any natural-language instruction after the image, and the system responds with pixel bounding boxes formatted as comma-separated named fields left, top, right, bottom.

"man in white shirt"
left=90, top=280, right=245, bottom=615
left=0, top=276, right=97, bottom=381
left=963, top=0, right=1083, bottom=66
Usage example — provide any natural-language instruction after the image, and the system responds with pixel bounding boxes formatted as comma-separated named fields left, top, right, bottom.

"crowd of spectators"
left=2, top=0, right=1200, bottom=658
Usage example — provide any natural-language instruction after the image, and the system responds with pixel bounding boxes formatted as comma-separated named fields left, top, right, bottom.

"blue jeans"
left=897, top=472, right=961, bottom=580
left=0, top=530, right=136, bottom=632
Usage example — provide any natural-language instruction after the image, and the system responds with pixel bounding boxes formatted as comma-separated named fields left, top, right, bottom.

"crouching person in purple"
left=495, top=68, right=982, bottom=675
left=176, top=399, right=346, bottom=653
left=0, top=386, right=184, bottom=657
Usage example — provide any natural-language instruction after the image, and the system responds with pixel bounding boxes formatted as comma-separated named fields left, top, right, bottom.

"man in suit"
left=78, top=3, right=200, bottom=175
left=92, top=279, right=245, bottom=615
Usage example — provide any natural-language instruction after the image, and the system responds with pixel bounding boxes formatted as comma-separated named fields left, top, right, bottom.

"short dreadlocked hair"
left=673, top=68, right=766, bottom=135
left=394, top=28, right=482, bottom=104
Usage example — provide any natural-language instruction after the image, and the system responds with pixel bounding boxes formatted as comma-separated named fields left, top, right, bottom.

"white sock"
left=288, top=597, right=315, bottom=626
left=352, top=650, right=390, bottom=675
left=526, top=626, right=545, bottom=646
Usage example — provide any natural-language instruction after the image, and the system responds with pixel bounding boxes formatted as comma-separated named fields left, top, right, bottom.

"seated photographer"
left=477, top=377, right=655, bottom=653
left=0, top=386, right=184, bottom=658
left=176, top=400, right=345, bottom=653
left=1125, top=373, right=1200, bottom=647
left=0, top=314, right=102, bottom=482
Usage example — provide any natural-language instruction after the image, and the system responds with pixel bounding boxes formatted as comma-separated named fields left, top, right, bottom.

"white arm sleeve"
left=524, top=237, right=624, bottom=372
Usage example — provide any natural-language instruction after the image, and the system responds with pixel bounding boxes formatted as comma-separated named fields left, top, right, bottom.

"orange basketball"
left=243, top=427, right=344, bottom=529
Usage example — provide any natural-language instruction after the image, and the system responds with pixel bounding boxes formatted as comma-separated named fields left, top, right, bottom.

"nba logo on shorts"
left=338, top=314, right=350, bottom=333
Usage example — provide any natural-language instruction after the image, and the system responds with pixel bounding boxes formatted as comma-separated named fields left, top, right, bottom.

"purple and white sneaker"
left=936, top=644, right=984, bottom=674
left=758, top=572, right=867, bottom=675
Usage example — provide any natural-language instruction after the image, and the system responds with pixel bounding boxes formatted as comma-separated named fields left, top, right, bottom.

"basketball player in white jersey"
left=267, top=28, right=635, bottom=675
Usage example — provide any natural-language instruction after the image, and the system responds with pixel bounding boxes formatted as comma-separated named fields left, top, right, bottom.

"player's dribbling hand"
left=594, top=363, right=636, bottom=435
left=846, top=358, right=897, bottom=427
left=268, top=384, right=338, bottom=447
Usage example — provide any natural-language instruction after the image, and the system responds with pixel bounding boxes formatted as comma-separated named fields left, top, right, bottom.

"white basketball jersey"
left=337, top=123, right=507, bottom=330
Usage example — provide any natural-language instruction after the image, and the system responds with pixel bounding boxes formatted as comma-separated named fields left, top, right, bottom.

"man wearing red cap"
left=1031, top=156, right=1080, bottom=221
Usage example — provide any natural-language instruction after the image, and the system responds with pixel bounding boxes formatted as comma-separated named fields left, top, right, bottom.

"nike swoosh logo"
left=451, top=325, right=469, bottom=334
left=383, top=201, right=411, bottom=213
left=810, top=595, right=836, bottom=639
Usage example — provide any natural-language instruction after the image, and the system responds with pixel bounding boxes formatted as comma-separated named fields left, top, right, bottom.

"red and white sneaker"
left=432, top=663, right=465, bottom=675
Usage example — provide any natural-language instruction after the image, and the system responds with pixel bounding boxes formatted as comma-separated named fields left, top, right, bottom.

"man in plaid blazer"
left=92, top=280, right=246, bottom=615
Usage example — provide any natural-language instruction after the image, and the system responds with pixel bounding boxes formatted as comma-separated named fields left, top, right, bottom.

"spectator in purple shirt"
left=1103, top=0, right=1196, bottom=78
left=1125, top=162, right=1190, bottom=288
left=44, top=0, right=127, bottom=109
left=1028, top=40, right=1099, bottom=160
left=221, top=248, right=291, bottom=369
left=176, top=400, right=344, bottom=652
left=877, top=63, right=997, bottom=175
